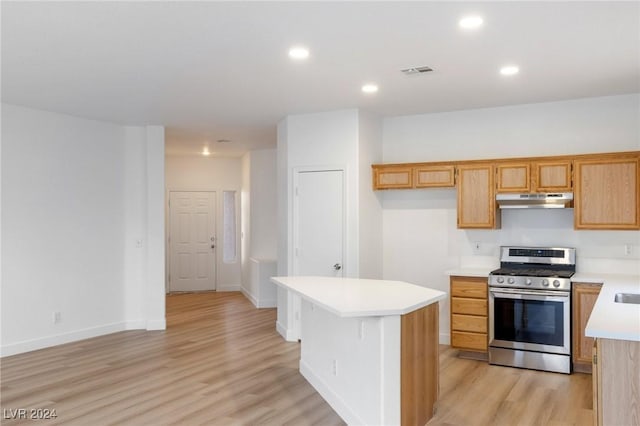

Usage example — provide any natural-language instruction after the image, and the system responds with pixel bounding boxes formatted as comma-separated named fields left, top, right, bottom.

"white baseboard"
left=125, top=320, right=147, bottom=330
left=241, top=288, right=277, bottom=309
left=440, top=332, right=451, bottom=345
left=256, top=298, right=276, bottom=308
left=276, top=320, right=288, bottom=340
left=241, top=288, right=259, bottom=307
left=0, top=322, right=128, bottom=357
left=1, top=318, right=169, bottom=357
left=146, top=319, right=166, bottom=330
left=300, top=360, right=363, bottom=426
left=217, top=284, right=241, bottom=292
left=279, top=325, right=299, bottom=342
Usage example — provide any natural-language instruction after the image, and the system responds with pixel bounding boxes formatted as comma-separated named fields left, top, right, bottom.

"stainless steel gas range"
left=488, top=246, right=576, bottom=374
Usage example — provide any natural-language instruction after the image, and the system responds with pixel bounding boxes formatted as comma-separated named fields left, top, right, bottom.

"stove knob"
left=525, top=278, right=532, bottom=286
left=497, top=277, right=504, bottom=283
left=553, top=280, right=561, bottom=288
left=508, top=277, right=515, bottom=284
left=542, top=279, right=549, bottom=287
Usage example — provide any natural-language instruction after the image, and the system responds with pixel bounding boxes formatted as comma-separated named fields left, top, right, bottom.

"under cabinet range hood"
left=496, top=193, right=574, bottom=209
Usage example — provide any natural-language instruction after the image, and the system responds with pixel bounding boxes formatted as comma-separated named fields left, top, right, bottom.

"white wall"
left=358, top=111, right=384, bottom=279
left=241, top=149, right=278, bottom=307
left=276, top=109, right=385, bottom=340
left=1, top=104, right=165, bottom=356
left=276, top=110, right=360, bottom=340
left=276, top=118, right=290, bottom=333
left=123, top=126, right=147, bottom=326
left=248, top=149, right=277, bottom=260
left=383, top=94, right=640, bottom=162
left=278, top=109, right=360, bottom=279
left=241, top=153, right=252, bottom=299
left=381, top=94, right=640, bottom=343
left=144, top=126, right=167, bottom=329
left=165, top=155, right=242, bottom=291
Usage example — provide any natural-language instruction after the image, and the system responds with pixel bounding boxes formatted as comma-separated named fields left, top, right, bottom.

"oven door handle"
left=489, top=288, right=570, bottom=300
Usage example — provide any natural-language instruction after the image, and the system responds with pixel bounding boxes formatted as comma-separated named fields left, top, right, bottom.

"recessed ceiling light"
left=288, top=46, right=310, bottom=60
left=361, top=84, right=379, bottom=94
left=202, top=147, right=211, bottom=156
left=459, top=15, right=484, bottom=29
left=500, top=65, right=520, bottom=76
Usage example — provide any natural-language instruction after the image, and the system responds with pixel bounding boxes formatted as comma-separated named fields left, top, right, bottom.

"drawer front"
left=451, top=297, right=487, bottom=316
left=452, top=314, right=487, bottom=333
left=451, top=281, right=487, bottom=299
left=451, top=331, right=487, bottom=351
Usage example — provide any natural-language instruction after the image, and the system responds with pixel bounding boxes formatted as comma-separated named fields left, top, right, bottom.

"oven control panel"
left=489, top=274, right=571, bottom=291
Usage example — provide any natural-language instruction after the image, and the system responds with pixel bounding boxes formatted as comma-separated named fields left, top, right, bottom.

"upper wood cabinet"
left=533, top=160, right=573, bottom=192
left=372, top=151, right=639, bottom=230
left=574, top=155, right=640, bottom=230
left=457, top=164, right=498, bottom=229
left=496, top=162, right=531, bottom=192
left=372, top=165, right=413, bottom=189
left=496, top=160, right=572, bottom=193
left=372, top=164, right=455, bottom=189
left=414, top=165, right=455, bottom=188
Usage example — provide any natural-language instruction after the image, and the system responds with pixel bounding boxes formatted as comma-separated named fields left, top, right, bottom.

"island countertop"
left=270, top=276, right=446, bottom=318
left=577, top=273, right=640, bottom=342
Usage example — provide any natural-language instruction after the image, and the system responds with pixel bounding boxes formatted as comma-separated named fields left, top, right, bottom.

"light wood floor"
left=1, top=292, right=593, bottom=426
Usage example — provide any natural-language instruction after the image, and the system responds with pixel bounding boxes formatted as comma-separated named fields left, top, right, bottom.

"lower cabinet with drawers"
left=450, top=276, right=488, bottom=353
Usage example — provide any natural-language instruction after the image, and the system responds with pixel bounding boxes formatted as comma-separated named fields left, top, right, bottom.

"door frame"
left=291, top=166, right=348, bottom=277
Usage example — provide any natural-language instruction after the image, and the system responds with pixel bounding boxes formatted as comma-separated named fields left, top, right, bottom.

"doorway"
left=293, top=169, right=345, bottom=276
left=288, top=168, right=345, bottom=340
left=168, top=191, right=217, bottom=292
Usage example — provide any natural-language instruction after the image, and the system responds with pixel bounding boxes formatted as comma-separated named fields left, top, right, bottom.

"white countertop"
left=577, top=273, right=640, bottom=342
left=270, top=276, right=446, bottom=318
left=445, top=268, right=493, bottom=278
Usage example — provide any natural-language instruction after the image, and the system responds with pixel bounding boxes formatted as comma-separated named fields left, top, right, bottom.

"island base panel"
left=401, top=302, right=439, bottom=426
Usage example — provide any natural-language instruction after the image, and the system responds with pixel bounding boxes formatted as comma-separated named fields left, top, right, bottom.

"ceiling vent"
left=401, top=66, right=433, bottom=75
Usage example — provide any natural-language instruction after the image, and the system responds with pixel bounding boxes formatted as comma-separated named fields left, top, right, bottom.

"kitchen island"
left=270, top=276, right=446, bottom=426
left=580, top=273, right=640, bottom=426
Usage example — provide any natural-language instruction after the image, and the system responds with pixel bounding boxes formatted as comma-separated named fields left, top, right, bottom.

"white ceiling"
left=2, top=2, right=639, bottom=156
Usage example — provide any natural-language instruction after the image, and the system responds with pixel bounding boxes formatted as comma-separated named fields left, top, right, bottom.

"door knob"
left=333, top=263, right=342, bottom=271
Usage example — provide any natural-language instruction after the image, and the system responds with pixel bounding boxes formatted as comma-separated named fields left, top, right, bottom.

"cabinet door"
left=574, top=156, right=640, bottom=229
left=496, top=162, right=530, bottom=193
left=457, top=164, right=497, bottom=229
left=572, top=282, right=602, bottom=372
left=534, top=160, right=573, bottom=192
left=372, top=165, right=413, bottom=189
left=414, top=165, right=455, bottom=188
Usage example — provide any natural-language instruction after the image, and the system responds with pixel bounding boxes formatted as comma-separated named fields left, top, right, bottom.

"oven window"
left=493, top=298, right=564, bottom=346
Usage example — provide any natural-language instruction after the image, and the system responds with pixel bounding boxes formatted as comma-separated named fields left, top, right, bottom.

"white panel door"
left=169, top=191, right=216, bottom=292
left=293, top=169, right=344, bottom=277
